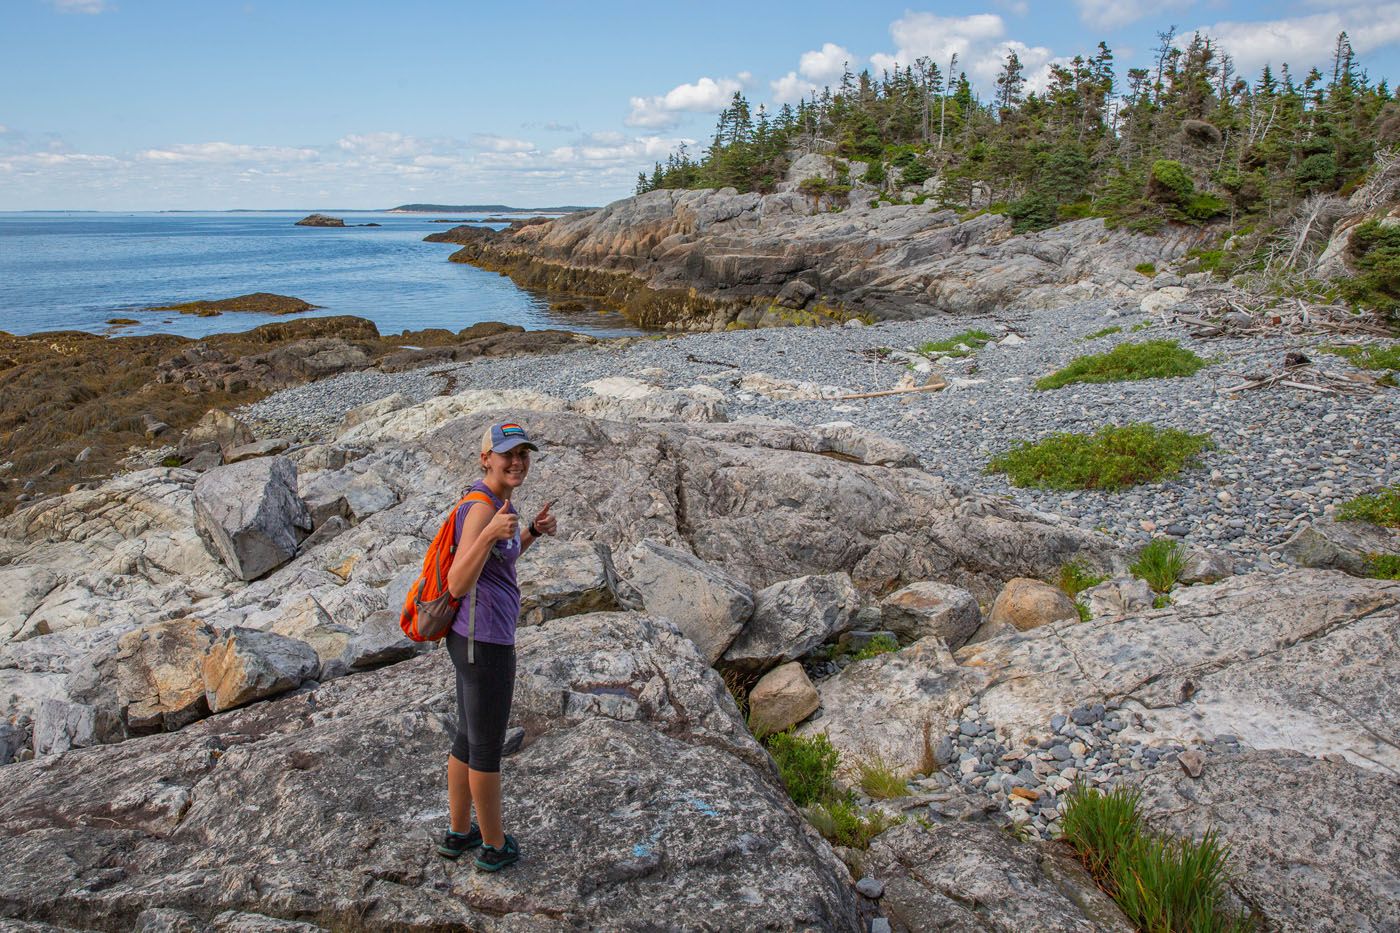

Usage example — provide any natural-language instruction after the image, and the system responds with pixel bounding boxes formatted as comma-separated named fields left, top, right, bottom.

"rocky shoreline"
left=2, top=174, right=1397, bottom=929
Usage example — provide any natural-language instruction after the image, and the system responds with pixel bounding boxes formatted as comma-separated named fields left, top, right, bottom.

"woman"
left=437, top=421, right=556, bottom=872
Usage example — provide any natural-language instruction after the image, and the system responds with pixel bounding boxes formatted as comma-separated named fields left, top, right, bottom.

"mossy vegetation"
left=1336, top=220, right=1400, bottom=323
left=1364, top=554, right=1400, bottom=580
left=148, top=292, right=317, bottom=316
left=850, top=634, right=900, bottom=661
left=1336, top=485, right=1400, bottom=526
left=1058, top=559, right=1106, bottom=598
left=1319, top=342, right=1400, bottom=372
left=1035, top=340, right=1208, bottom=390
left=804, top=798, right=898, bottom=849
left=1060, top=785, right=1252, bottom=932
left=917, top=329, right=994, bottom=357
left=987, top=424, right=1212, bottom=491
left=1134, top=262, right=1158, bottom=277
left=1083, top=325, right=1122, bottom=340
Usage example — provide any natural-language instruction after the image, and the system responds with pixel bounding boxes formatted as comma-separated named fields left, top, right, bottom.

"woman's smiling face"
left=482, top=446, right=531, bottom=488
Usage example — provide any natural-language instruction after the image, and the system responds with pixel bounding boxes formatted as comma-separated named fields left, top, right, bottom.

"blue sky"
left=2, top=0, right=1397, bottom=210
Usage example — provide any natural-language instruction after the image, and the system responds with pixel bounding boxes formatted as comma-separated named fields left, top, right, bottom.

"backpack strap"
left=457, top=488, right=504, bottom=664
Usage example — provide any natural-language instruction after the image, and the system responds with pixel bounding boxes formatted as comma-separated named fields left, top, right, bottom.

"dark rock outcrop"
left=148, top=293, right=317, bottom=316
left=294, top=214, right=344, bottom=227
left=435, top=183, right=1212, bottom=330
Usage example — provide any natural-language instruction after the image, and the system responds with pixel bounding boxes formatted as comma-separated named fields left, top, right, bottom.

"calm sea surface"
left=0, top=211, right=638, bottom=339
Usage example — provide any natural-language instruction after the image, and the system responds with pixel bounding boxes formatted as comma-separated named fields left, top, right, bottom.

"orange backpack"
left=400, top=490, right=496, bottom=642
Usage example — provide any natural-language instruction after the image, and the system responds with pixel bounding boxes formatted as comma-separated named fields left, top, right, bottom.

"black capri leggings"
left=446, top=632, right=516, bottom=773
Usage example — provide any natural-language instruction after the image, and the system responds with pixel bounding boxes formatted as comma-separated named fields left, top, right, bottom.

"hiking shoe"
left=474, top=834, right=520, bottom=872
left=437, top=824, right=482, bottom=859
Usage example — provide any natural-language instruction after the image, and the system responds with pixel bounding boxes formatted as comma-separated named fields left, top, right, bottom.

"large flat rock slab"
left=1137, top=748, right=1400, bottom=932
left=0, top=612, right=860, bottom=930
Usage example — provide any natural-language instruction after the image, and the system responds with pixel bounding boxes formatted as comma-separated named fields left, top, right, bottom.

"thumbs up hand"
left=532, top=500, right=558, bottom=537
left=486, top=500, right=519, bottom=542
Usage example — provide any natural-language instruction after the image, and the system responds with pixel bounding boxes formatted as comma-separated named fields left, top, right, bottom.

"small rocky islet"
left=1, top=157, right=1398, bottom=930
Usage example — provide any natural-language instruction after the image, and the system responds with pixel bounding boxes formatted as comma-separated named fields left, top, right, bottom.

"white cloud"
left=137, top=142, right=319, bottom=163
left=49, top=0, right=110, bottom=13
left=799, top=43, right=856, bottom=82
left=770, top=71, right=819, bottom=104
left=469, top=134, right=535, bottom=153
left=336, top=132, right=428, bottom=158
left=1196, top=5, right=1400, bottom=74
left=866, top=11, right=1056, bottom=97
left=1075, top=0, right=1195, bottom=30
left=626, top=76, right=746, bottom=128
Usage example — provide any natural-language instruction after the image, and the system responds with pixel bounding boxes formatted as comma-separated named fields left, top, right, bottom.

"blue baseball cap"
left=481, top=421, right=539, bottom=454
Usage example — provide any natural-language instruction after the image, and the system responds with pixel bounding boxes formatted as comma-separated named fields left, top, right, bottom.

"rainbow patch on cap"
left=500, top=424, right=525, bottom=436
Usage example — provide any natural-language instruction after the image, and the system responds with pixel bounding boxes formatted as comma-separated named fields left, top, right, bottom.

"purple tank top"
left=450, top=480, right=521, bottom=646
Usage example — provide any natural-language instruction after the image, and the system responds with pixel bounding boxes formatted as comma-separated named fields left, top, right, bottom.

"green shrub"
left=864, top=160, right=887, bottom=186
left=1148, top=160, right=1194, bottom=205
left=1007, top=191, right=1058, bottom=233
left=850, top=633, right=899, bottom=661
left=900, top=159, right=932, bottom=186
left=763, top=731, right=839, bottom=807
left=1337, top=220, right=1400, bottom=321
left=1060, top=785, right=1250, bottom=933
left=987, top=424, right=1212, bottom=491
left=918, top=329, right=994, bottom=357
left=1337, top=485, right=1400, bottom=526
left=1320, top=343, right=1400, bottom=372
left=1185, top=193, right=1229, bottom=222
left=856, top=756, right=911, bottom=799
left=1059, top=559, right=1106, bottom=598
left=1036, top=340, right=1208, bottom=390
left=1084, top=326, right=1122, bottom=340
left=1135, top=262, right=1158, bottom=277
left=160, top=455, right=184, bottom=467
left=1131, top=538, right=1187, bottom=593
left=804, top=797, right=898, bottom=849
left=1365, top=554, right=1400, bottom=579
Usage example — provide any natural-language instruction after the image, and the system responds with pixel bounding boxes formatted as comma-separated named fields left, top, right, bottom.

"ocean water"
left=0, top=211, right=639, bottom=339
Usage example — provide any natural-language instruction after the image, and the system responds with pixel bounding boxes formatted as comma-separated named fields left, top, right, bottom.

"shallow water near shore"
left=0, top=210, right=639, bottom=339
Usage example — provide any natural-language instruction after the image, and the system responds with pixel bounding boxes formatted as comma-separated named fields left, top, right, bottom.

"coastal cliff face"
left=436, top=177, right=1213, bottom=330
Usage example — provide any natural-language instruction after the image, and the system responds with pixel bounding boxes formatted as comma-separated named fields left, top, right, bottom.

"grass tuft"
left=917, top=329, right=994, bottom=358
left=1336, top=485, right=1400, bottom=527
left=987, top=424, right=1212, bottom=491
left=1060, top=785, right=1251, bottom=933
left=1319, top=343, right=1400, bottom=372
left=1036, top=340, right=1208, bottom=390
left=856, top=756, right=912, bottom=799
left=1131, top=538, right=1187, bottom=593
left=762, top=730, right=901, bottom=849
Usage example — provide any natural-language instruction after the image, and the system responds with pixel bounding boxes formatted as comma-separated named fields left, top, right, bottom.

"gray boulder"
left=623, top=539, right=754, bottom=664
left=1083, top=576, right=1154, bottom=619
left=178, top=408, right=255, bottom=460
left=31, top=697, right=123, bottom=755
left=864, top=821, right=1132, bottom=932
left=722, top=572, right=860, bottom=674
left=111, top=618, right=215, bottom=732
left=1138, top=748, right=1400, bottom=932
left=202, top=628, right=320, bottom=713
left=194, top=457, right=312, bottom=581
left=879, top=581, right=981, bottom=648
left=747, top=661, right=820, bottom=738
left=1281, top=517, right=1399, bottom=575
left=517, top=538, right=627, bottom=626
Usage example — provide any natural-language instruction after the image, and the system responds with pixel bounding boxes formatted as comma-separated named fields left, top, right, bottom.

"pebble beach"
left=241, top=297, right=1399, bottom=570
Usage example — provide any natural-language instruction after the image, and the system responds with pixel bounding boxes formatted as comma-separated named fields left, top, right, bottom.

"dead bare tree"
left=1349, top=146, right=1400, bottom=211
left=1268, top=193, right=1348, bottom=274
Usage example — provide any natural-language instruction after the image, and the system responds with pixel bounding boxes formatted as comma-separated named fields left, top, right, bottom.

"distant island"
left=387, top=203, right=595, bottom=213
